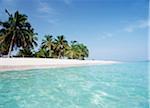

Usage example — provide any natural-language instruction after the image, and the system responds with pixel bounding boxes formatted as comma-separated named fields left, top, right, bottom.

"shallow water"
left=0, top=62, right=149, bottom=108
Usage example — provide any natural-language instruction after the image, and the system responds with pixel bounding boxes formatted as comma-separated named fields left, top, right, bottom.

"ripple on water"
left=0, top=62, right=148, bottom=108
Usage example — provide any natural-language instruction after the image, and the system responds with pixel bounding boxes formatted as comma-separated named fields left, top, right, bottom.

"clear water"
left=0, top=62, right=149, bottom=108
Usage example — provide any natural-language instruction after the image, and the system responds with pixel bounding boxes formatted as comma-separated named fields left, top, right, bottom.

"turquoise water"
left=0, top=62, right=149, bottom=108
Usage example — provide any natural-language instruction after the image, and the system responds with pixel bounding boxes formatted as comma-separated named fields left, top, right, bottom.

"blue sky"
left=0, top=0, right=149, bottom=61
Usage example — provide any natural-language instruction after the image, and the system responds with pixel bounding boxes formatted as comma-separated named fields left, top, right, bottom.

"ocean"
left=0, top=62, right=149, bottom=108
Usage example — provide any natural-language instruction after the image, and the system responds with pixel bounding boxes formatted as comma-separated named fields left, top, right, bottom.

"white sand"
left=0, top=58, right=119, bottom=71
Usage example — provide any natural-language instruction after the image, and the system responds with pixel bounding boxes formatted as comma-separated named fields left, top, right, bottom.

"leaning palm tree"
left=41, top=35, right=54, bottom=58
left=54, top=35, right=68, bottom=59
left=0, top=9, right=37, bottom=57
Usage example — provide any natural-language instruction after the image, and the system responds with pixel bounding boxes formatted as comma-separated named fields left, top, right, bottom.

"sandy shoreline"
left=0, top=58, right=119, bottom=71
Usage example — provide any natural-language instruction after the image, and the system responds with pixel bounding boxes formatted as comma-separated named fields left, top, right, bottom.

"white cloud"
left=124, top=19, right=149, bottom=32
left=2, top=0, right=14, bottom=3
left=124, top=26, right=134, bottom=32
left=37, top=2, right=55, bottom=14
left=63, top=0, right=72, bottom=5
left=104, top=32, right=113, bottom=37
left=138, top=20, right=149, bottom=28
left=98, top=32, right=113, bottom=40
left=36, top=1, right=58, bottom=24
left=47, top=19, right=59, bottom=25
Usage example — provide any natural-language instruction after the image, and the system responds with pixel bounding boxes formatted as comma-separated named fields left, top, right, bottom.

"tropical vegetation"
left=0, top=9, right=37, bottom=57
left=0, top=10, right=89, bottom=60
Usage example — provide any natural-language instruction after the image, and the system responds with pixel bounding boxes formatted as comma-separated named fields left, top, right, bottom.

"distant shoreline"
left=0, top=58, right=120, bottom=72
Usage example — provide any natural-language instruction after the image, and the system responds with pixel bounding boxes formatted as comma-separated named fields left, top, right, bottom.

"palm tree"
left=65, top=41, right=80, bottom=59
left=77, top=44, right=89, bottom=60
left=54, top=35, right=68, bottom=58
left=0, top=9, right=37, bottom=57
left=65, top=41, right=89, bottom=60
left=35, top=48, right=48, bottom=58
left=41, top=35, right=54, bottom=58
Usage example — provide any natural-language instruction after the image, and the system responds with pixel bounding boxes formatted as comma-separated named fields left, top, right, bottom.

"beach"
left=0, top=58, right=119, bottom=71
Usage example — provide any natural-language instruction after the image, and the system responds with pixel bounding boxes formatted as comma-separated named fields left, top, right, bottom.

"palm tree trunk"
left=49, top=47, right=51, bottom=58
left=58, top=52, right=61, bottom=59
left=7, top=34, right=15, bottom=58
left=49, top=51, right=51, bottom=58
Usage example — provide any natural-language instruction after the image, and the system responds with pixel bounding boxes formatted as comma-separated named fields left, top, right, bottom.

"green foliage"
left=0, top=43, right=9, bottom=56
left=36, top=36, right=89, bottom=59
left=65, top=41, right=89, bottom=60
left=17, top=48, right=33, bottom=57
left=54, top=35, right=69, bottom=58
left=41, top=35, right=54, bottom=58
left=0, top=9, right=37, bottom=57
left=34, top=48, right=48, bottom=58
left=0, top=10, right=89, bottom=59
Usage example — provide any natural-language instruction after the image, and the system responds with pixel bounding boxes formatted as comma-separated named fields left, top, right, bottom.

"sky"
left=0, top=0, right=149, bottom=61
